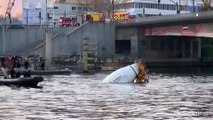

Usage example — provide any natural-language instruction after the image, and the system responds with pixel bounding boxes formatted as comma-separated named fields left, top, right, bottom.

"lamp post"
left=111, top=0, right=114, bottom=21
left=46, top=0, right=48, bottom=28
left=2, top=23, right=5, bottom=55
left=0, top=6, right=2, bottom=54
left=0, top=5, right=5, bottom=54
left=26, top=9, right=29, bottom=29
left=192, top=0, right=195, bottom=12
left=169, top=0, right=181, bottom=14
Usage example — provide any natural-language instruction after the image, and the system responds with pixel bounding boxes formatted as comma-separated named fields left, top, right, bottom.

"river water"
left=0, top=70, right=213, bottom=120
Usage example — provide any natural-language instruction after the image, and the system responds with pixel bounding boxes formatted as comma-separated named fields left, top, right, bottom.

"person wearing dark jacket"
left=24, top=59, right=29, bottom=70
left=41, top=61, right=45, bottom=71
left=7, top=66, right=16, bottom=78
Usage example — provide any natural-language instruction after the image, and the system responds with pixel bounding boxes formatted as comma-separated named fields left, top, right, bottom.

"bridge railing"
left=116, top=11, right=213, bottom=26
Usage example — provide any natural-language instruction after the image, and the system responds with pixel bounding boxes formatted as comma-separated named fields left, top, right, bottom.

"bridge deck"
left=117, top=11, right=213, bottom=27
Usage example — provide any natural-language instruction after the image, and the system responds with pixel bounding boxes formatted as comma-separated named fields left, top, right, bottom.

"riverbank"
left=1, top=58, right=212, bottom=75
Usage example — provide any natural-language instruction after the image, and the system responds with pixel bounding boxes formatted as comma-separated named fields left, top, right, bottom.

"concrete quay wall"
left=52, top=22, right=116, bottom=58
left=0, top=23, right=117, bottom=60
left=0, top=27, right=46, bottom=55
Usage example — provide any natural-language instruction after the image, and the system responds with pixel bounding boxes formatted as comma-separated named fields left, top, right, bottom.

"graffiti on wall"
left=145, top=23, right=213, bottom=38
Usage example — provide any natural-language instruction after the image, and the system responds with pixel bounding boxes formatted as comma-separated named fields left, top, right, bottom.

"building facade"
left=22, top=0, right=85, bottom=26
left=116, top=0, right=202, bottom=17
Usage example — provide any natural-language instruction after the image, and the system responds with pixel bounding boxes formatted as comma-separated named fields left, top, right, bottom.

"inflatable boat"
left=0, top=76, right=44, bottom=87
left=103, top=63, right=140, bottom=83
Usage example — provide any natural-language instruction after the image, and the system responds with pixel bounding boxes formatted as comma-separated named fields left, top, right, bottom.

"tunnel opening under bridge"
left=139, top=36, right=202, bottom=59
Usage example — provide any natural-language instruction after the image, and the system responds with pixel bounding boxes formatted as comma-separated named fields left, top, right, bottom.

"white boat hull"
left=103, top=63, right=139, bottom=83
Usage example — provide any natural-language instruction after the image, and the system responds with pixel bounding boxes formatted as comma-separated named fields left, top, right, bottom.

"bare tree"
left=189, top=0, right=213, bottom=11
left=54, top=0, right=66, bottom=3
left=76, top=0, right=112, bottom=12
left=76, top=0, right=94, bottom=11
left=200, top=0, right=213, bottom=11
left=76, top=0, right=123, bottom=18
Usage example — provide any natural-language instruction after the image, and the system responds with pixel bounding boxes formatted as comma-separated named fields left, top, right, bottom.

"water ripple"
left=0, top=73, right=212, bottom=119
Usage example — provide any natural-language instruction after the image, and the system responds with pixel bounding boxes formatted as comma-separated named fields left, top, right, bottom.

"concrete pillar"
left=147, top=37, right=152, bottom=58
left=0, top=27, right=3, bottom=54
left=197, top=38, right=201, bottom=59
left=137, top=27, right=146, bottom=58
left=130, top=35, right=138, bottom=58
left=83, top=37, right=89, bottom=72
left=174, top=39, right=177, bottom=58
left=182, top=40, right=185, bottom=58
left=190, top=39, right=193, bottom=58
left=45, top=32, right=52, bottom=70
left=3, top=26, right=5, bottom=54
left=0, top=26, right=5, bottom=55
left=165, top=39, right=169, bottom=57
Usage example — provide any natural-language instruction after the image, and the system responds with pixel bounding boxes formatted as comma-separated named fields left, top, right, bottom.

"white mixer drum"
left=102, top=63, right=139, bottom=83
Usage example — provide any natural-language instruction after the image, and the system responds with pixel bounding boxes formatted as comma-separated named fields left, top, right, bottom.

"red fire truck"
left=59, top=17, right=80, bottom=27
left=59, top=17, right=72, bottom=27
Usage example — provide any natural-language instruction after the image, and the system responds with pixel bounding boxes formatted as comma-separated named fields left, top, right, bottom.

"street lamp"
left=46, top=0, right=48, bottom=28
left=192, top=0, right=195, bottom=12
left=0, top=6, right=2, bottom=18
left=111, top=0, right=114, bottom=21
left=0, top=6, right=5, bottom=54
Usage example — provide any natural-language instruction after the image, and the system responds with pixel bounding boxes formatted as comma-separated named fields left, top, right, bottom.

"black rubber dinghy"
left=0, top=76, right=43, bottom=87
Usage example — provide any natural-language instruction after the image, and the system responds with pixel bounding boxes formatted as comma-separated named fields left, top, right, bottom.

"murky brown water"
left=0, top=72, right=212, bottom=120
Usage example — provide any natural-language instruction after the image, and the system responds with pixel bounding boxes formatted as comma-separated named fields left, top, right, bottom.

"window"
left=78, top=7, right=82, bottom=10
left=166, top=5, right=170, bottom=10
left=54, top=6, right=58, bottom=9
left=117, top=2, right=189, bottom=11
left=83, top=7, right=87, bottom=11
left=181, top=5, right=189, bottom=11
left=171, top=5, right=176, bottom=10
left=72, top=7, right=76, bottom=10
left=115, top=3, right=134, bottom=9
left=135, top=3, right=139, bottom=8
left=151, top=4, right=157, bottom=9
left=146, top=3, right=151, bottom=8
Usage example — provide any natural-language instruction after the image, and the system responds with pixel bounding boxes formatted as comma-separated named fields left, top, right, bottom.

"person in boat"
left=134, top=59, right=149, bottom=84
left=15, top=71, right=21, bottom=78
left=23, top=70, right=31, bottom=77
left=7, top=66, right=16, bottom=79
left=40, top=60, right=45, bottom=71
left=24, top=59, right=29, bottom=70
